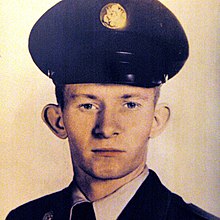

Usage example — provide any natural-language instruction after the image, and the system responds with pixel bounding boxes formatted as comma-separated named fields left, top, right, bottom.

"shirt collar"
left=70, top=166, right=149, bottom=220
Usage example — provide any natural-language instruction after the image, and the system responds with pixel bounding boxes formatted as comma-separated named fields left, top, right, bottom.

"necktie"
left=71, top=202, right=96, bottom=220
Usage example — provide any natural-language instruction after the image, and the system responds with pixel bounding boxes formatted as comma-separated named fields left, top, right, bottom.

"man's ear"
left=41, top=104, right=67, bottom=139
left=150, top=103, right=170, bottom=138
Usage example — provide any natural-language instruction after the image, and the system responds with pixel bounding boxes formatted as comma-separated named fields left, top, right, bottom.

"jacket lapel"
left=118, top=170, right=171, bottom=220
left=40, top=182, right=73, bottom=220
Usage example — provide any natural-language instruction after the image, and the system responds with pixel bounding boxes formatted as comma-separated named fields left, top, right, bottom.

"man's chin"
left=84, top=166, right=135, bottom=181
left=91, top=173, right=128, bottom=181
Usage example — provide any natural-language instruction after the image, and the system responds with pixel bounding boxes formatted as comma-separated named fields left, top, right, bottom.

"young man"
left=6, top=0, right=219, bottom=219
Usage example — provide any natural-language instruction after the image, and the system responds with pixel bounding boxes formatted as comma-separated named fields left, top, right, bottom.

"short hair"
left=55, top=84, right=66, bottom=110
left=55, top=84, right=161, bottom=110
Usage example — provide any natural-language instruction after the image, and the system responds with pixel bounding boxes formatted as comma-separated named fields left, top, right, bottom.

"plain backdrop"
left=1, top=0, right=220, bottom=219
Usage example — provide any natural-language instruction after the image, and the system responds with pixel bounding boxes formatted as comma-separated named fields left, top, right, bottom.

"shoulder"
left=6, top=186, right=71, bottom=220
left=188, top=203, right=220, bottom=220
left=136, top=170, right=219, bottom=220
left=168, top=190, right=220, bottom=220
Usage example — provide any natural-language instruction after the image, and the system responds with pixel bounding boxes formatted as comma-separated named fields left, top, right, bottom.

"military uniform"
left=6, top=170, right=219, bottom=220
left=6, top=0, right=219, bottom=219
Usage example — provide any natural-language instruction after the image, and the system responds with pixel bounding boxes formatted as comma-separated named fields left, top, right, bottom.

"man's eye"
left=79, top=103, right=97, bottom=110
left=124, top=102, right=140, bottom=109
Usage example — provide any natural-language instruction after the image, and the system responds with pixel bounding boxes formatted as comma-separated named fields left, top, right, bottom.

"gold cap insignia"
left=100, top=3, right=127, bottom=29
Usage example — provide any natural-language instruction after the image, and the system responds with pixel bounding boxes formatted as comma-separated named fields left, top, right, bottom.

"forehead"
left=64, top=84, right=155, bottom=99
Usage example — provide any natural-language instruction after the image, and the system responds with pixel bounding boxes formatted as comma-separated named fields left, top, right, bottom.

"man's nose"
left=92, top=108, right=122, bottom=139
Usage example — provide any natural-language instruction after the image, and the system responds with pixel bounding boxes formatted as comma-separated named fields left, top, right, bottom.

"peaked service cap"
left=29, top=0, right=189, bottom=87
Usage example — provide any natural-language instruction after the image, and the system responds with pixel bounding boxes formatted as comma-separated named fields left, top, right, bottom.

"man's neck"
left=73, top=164, right=147, bottom=201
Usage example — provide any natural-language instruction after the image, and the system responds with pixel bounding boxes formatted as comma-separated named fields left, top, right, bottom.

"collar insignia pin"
left=42, top=211, right=54, bottom=220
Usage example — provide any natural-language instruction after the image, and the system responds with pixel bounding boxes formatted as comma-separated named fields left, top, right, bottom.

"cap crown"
left=29, top=0, right=189, bottom=87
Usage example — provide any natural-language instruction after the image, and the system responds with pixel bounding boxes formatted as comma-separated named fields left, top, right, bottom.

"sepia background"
left=1, top=0, right=220, bottom=219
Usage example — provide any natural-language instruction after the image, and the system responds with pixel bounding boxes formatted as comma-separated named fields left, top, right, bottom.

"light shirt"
left=69, top=167, right=149, bottom=220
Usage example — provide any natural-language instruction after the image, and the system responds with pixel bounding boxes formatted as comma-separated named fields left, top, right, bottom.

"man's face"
left=61, top=84, right=156, bottom=180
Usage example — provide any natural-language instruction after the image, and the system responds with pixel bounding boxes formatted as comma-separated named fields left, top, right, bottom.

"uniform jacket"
left=6, top=170, right=219, bottom=220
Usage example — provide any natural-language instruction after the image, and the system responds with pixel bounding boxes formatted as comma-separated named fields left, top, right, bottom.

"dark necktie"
left=71, top=202, right=96, bottom=220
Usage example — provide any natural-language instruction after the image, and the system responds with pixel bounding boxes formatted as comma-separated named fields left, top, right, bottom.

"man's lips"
left=91, top=148, right=125, bottom=157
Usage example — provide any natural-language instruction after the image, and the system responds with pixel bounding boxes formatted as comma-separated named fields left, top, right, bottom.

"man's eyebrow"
left=120, top=94, right=149, bottom=100
left=69, top=94, right=98, bottom=100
